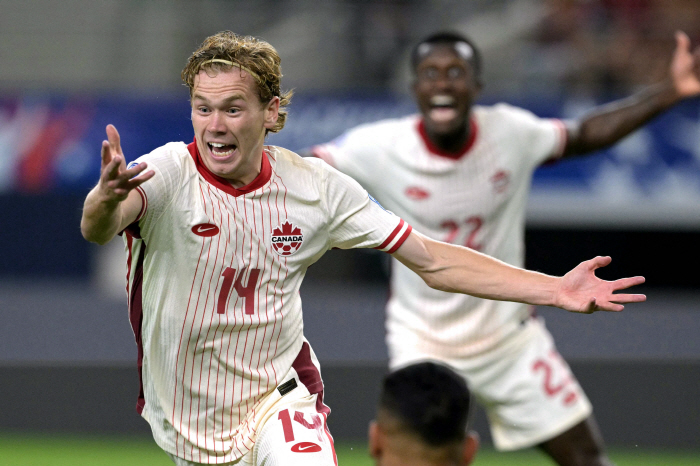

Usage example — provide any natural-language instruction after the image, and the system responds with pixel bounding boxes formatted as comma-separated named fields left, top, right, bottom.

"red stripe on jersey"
left=291, top=342, right=330, bottom=418
left=127, top=237, right=146, bottom=414
left=387, top=224, right=413, bottom=254
left=187, top=140, right=271, bottom=196
left=417, top=117, right=478, bottom=160
left=376, top=219, right=408, bottom=251
left=172, top=186, right=211, bottom=458
left=135, top=186, right=147, bottom=221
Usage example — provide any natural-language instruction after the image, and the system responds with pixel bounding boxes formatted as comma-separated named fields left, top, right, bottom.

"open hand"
left=555, top=256, right=646, bottom=314
left=670, top=31, right=700, bottom=98
left=98, top=124, right=154, bottom=203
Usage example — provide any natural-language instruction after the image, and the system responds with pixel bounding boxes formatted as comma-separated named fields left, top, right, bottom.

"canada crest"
left=271, top=221, right=304, bottom=256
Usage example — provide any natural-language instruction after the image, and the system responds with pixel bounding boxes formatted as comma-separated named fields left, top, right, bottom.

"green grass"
left=0, top=434, right=697, bottom=465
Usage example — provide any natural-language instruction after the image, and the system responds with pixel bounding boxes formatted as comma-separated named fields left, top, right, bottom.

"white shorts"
left=390, top=317, right=592, bottom=451
left=166, top=393, right=337, bottom=466
left=167, top=342, right=337, bottom=466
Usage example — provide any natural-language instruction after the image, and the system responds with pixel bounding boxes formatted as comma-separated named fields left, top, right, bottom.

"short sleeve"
left=493, top=104, right=567, bottom=167
left=320, top=163, right=411, bottom=253
left=125, top=143, right=185, bottom=237
left=309, top=123, right=389, bottom=189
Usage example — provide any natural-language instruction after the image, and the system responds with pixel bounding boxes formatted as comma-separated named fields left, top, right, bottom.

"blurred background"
left=1, top=0, right=699, bottom=459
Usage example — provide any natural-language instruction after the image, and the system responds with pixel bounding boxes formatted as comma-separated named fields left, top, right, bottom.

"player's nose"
left=207, top=111, right=227, bottom=133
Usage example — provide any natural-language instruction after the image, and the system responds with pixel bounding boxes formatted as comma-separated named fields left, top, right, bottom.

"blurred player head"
left=411, top=32, right=482, bottom=137
left=181, top=31, right=293, bottom=134
left=369, top=361, right=479, bottom=466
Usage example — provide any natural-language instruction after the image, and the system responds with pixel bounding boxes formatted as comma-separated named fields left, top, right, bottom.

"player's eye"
left=421, top=68, right=438, bottom=80
left=447, top=66, right=465, bottom=79
left=227, top=108, right=239, bottom=115
left=197, top=106, right=210, bottom=114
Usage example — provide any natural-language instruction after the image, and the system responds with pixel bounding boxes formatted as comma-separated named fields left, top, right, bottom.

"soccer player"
left=308, top=31, right=700, bottom=466
left=81, top=31, right=645, bottom=466
left=369, top=361, right=479, bottom=466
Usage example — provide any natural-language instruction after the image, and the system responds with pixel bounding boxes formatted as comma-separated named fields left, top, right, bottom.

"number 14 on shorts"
left=277, top=408, right=324, bottom=446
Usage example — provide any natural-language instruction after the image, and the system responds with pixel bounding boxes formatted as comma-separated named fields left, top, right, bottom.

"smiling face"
left=412, top=44, right=481, bottom=137
left=191, top=67, right=279, bottom=187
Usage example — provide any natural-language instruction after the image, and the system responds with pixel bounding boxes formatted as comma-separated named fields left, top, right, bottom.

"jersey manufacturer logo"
left=490, top=170, right=510, bottom=193
left=271, top=221, right=304, bottom=256
left=291, top=442, right=322, bottom=453
left=405, top=186, right=430, bottom=200
left=192, top=223, right=220, bottom=237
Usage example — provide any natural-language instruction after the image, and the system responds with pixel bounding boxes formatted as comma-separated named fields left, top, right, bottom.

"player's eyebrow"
left=191, top=93, right=246, bottom=105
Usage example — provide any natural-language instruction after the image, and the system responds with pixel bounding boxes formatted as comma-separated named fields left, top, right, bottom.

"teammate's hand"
left=98, top=124, right=154, bottom=203
left=554, top=256, right=646, bottom=314
left=670, top=31, right=700, bottom=99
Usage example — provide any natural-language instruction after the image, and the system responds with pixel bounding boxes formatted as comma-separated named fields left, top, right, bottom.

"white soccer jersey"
left=312, top=104, right=566, bottom=361
left=123, top=141, right=411, bottom=463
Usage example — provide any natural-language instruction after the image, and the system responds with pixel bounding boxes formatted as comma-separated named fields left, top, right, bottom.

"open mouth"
left=428, top=95, right=458, bottom=123
left=208, top=142, right=237, bottom=158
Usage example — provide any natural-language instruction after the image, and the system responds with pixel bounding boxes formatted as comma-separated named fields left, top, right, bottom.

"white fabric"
left=398, top=318, right=592, bottom=450
left=315, top=105, right=566, bottom=357
left=124, top=143, right=408, bottom=463
left=312, top=104, right=577, bottom=448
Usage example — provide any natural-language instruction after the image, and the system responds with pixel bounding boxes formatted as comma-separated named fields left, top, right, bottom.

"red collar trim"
left=417, top=117, right=478, bottom=160
left=187, top=140, right=271, bottom=196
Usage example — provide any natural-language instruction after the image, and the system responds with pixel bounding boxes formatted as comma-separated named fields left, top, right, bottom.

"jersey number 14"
left=216, top=267, right=261, bottom=315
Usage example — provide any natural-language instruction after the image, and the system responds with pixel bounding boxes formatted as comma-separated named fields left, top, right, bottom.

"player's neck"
left=426, top=124, right=470, bottom=155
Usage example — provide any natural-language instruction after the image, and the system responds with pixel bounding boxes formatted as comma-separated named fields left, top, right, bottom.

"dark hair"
left=411, top=31, right=482, bottom=84
left=379, top=361, right=471, bottom=447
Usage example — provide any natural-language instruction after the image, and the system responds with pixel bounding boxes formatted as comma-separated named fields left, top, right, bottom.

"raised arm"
left=392, top=231, right=645, bottom=314
left=81, top=124, right=154, bottom=245
left=564, top=31, right=700, bottom=157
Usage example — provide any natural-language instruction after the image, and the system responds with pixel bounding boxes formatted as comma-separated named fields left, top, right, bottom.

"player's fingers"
left=123, top=161, right=150, bottom=180
left=123, top=170, right=155, bottom=190
left=106, top=124, right=122, bottom=154
left=586, top=255, right=611, bottom=271
left=100, top=153, right=122, bottom=182
left=609, top=293, right=646, bottom=304
left=594, top=300, right=624, bottom=312
left=675, top=30, right=690, bottom=53
left=611, top=276, right=645, bottom=290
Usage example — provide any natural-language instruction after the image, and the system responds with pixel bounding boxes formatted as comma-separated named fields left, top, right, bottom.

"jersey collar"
left=417, top=117, right=478, bottom=160
left=187, top=139, right=272, bottom=196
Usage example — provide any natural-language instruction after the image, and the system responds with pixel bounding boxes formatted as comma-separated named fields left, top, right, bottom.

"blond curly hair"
left=181, top=31, right=293, bottom=134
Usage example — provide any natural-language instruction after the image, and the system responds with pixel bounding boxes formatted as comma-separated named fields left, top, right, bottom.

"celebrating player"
left=81, top=31, right=645, bottom=466
left=369, top=361, right=479, bottom=466
left=308, top=31, right=700, bottom=466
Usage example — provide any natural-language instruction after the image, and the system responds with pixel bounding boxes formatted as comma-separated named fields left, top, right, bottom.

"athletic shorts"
left=389, top=317, right=592, bottom=451
left=167, top=343, right=337, bottom=466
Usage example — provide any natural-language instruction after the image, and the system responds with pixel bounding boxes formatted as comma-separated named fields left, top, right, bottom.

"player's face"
left=191, top=68, right=279, bottom=187
left=413, top=45, right=480, bottom=136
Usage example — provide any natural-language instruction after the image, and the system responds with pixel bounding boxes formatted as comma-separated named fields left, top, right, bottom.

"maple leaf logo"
left=271, top=221, right=304, bottom=256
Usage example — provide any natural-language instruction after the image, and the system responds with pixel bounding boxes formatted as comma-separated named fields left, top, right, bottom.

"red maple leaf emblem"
left=271, top=221, right=304, bottom=256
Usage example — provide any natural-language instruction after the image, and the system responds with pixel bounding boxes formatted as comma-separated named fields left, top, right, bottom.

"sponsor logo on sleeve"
left=192, top=223, right=220, bottom=237
left=490, top=169, right=510, bottom=193
left=291, top=442, right=322, bottom=453
left=127, top=161, right=139, bottom=170
left=271, top=221, right=304, bottom=256
left=368, top=194, right=394, bottom=215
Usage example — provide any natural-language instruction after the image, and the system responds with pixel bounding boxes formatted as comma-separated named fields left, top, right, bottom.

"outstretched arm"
left=392, top=231, right=645, bottom=313
left=564, top=31, right=700, bottom=157
left=81, top=124, right=155, bottom=245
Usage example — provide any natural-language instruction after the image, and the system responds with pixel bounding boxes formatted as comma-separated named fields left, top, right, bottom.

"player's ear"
left=263, top=96, right=280, bottom=130
left=462, top=431, right=480, bottom=465
left=368, top=420, right=383, bottom=460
